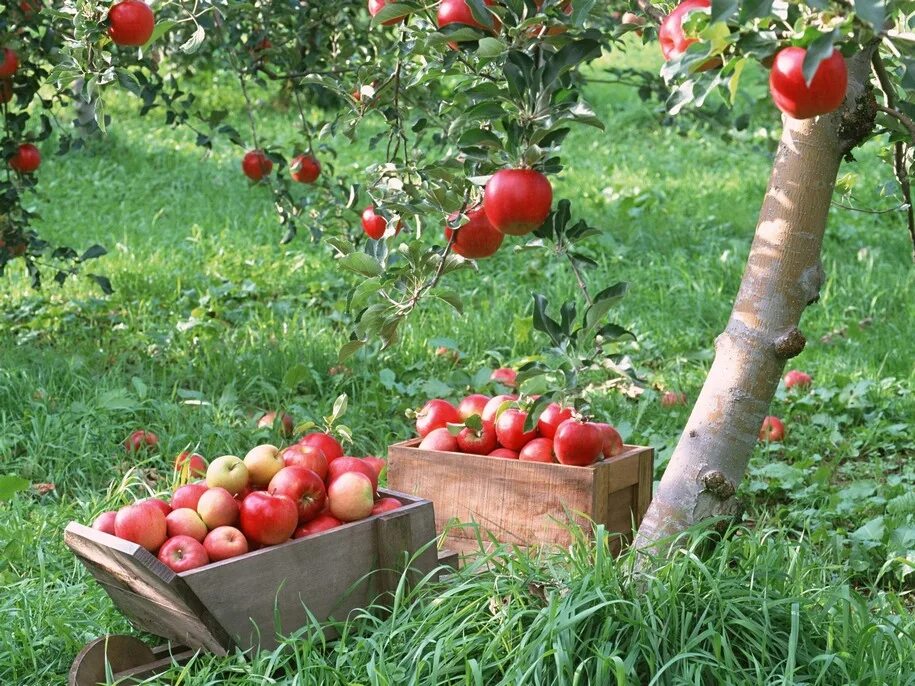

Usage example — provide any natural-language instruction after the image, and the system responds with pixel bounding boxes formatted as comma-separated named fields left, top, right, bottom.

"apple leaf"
left=339, top=253, right=383, bottom=278
left=0, top=475, right=30, bottom=501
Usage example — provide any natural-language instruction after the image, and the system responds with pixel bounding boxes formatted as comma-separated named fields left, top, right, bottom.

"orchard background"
left=1, top=1, right=914, bottom=683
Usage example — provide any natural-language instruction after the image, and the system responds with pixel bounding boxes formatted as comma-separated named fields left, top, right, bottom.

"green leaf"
left=850, top=516, right=886, bottom=543
left=372, top=3, right=412, bottom=24
left=853, top=0, right=885, bottom=30
left=350, top=278, right=383, bottom=311
left=331, top=394, right=348, bottom=423
left=532, top=293, right=564, bottom=346
left=339, top=253, right=383, bottom=278
left=431, top=288, right=464, bottom=314
left=338, top=340, right=365, bottom=363
left=464, top=414, right=483, bottom=432
left=457, top=128, right=503, bottom=150
left=802, top=33, right=837, bottom=86
left=476, top=37, right=505, bottom=59
left=542, top=40, right=602, bottom=90
left=0, top=475, right=29, bottom=501
left=283, top=364, right=310, bottom=389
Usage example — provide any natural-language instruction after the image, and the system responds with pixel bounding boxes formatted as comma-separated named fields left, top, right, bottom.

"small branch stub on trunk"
left=774, top=327, right=806, bottom=358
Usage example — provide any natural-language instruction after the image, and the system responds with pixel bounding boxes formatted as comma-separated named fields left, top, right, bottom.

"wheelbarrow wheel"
left=69, top=634, right=156, bottom=686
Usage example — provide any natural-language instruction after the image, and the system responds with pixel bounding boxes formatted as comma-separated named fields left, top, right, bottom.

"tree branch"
left=636, top=0, right=666, bottom=25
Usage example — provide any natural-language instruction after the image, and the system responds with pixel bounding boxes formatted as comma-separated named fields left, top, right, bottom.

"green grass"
left=1, top=41, right=913, bottom=684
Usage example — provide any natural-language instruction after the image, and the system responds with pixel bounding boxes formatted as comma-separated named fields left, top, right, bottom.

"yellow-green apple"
left=203, top=525, right=249, bottom=562
left=92, top=511, right=117, bottom=535
left=174, top=451, right=207, bottom=477
left=293, top=513, right=342, bottom=538
left=206, top=455, right=248, bottom=495
left=326, top=457, right=378, bottom=492
left=240, top=491, right=298, bottom=545
left=490, top=367, right=517, bottom=387
left=124, top=429, right=158, bottom=452
left=415, top=399, right=461, bottom=438
left=371, top=497, right=402, bottom=515
left=157, top=535, right=210, bottom=572
left=165, top=508, right=208, bottom=542
left=481, top=394, right=517, bottom=422
left=280, top=444, right=328, bottom=480
left=298, top=432, right=344, bottom=464
left=327, top=472, right=375, bottom=522
left=196, top=487, right=239, bottom=529
left=489, top=448, right=519, bottom=459
left=243, top=444, right=284, bottom=487
left=759, top=416, right=785, bottom=442
left=268, top=466, right=326, bottom=523
left=537, top=403, right=574, bottom=439
left=458, top=394, right=490, bottom=420
left=171, top=482, right=208, bottom=510
left=257, top=411, right=295, bottom=437
left=456, top=420, right=498, bottom=454
left=553, top=420, right=602, bottom=466
left=114, top=502, right=167, bottom=551
left=518, top=437, right=555, bottom=463
left=140, top=498, right=172, bottom=517
left=495, top=408, right=538, bottom=451
left=593, top=422, right=624, bottom=458
left=784, top=370, right=812, bottom=389
left=418, top=427, right=458, bottom=451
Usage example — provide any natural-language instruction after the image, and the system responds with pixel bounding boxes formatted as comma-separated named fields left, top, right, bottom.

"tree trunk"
left=634, top=50, right=877, bottom=555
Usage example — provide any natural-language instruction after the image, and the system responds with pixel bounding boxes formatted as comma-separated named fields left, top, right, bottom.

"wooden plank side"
left=388, top=443, right=655, bottom=547
left=64, top=523, right=230, bottom=654
left=374, top=501, right=439, bottom=592
left=632, top=447, right=655, bottom=524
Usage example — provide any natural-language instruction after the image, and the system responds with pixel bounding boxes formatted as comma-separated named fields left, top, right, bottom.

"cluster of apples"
left=92, top=433, right=397, bottom=573
left=414, top=394, right=624, bottom=466
left=759, top=369, right=813, bottom=443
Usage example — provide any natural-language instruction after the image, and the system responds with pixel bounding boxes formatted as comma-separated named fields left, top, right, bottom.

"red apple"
left=361, top=205, right=402, bottom=240
left=0, top=80, right=13, bottom=105
left=240, top=491, right=298, bottom=546
left=241, top=150, right=273, bottom=181
left=268, top=466, right=327, bottom=523
left=458, top=394, right=490, bottom=420
left=418, top=427, right=459, bottom=451
left=456, top=420, right=498, bottom=455
left=196, top=487, right=239, bottom=529
left=437, top=0, right=501, bottom=50
left=659, top=0, right=719, bottom=71
left=290, top=154, right=321, bottom=183
left=0, top=48, right=19, bottom=79
left=769, top=48, right=847, bottom=120
left=553, top=420, right=603, bottom=466
left=298, top=432, right=344, bottom=464
left=489, top=448, right=519, bottom=459
left=174, top=451, right=207, bottom=477
left=9, top=143, right=41, bottom=174
left=114, top=502, right=167, bottom=552
left=140, top=498, right=172, bottom=518
left=489, top=367, right=517, bottom=387
left=494, top=408, right=539, bottom=451
left=203, top=525, right=249, bottom=562
left=205, top=455, right=249, bottom=495
left=483, top=169, right=553, bottom=236
left=123, top=429, right=158, bottom=453
left=518, top=437, right=555, bottom=463
left=621, top=11, right=645, bottom=34
left=660, top=391, right=688, bottom=407
left=257, top=411, right=295, bottom=437
left=759, top=416, right=785, bottom=442
left=416, top=399, right=461, bottom=438
left=165, top=508, right=208, bottom=542
left=481, top=394, right=518, bottom=422
left=280, top=443, right=328, bottom=480
left=326, top=457, right=379, bottom=492
left=593, top=422, right=624, bottom=458
left=368, top=0, right=405, bottom=26
left=371, top=497, right=403, bottom=515
left=444, top=206, right=504, bottom=259
left=294, top=513, right=342, bottom=538
left=107, top=1, right=155, bottom=47
left=784, top=370, right=812, bottom=390
left=92, top=511, right=117, bottom=535
left=537, top=403, right=574, bottom=439
left=327, top=472, right=375, bottom=522
left=362, top=456, right=387, bottom=480
left=243, top=443, right=284, bottom=488
left=157, top=535, right=209, bottom=573
left=171, top=482, right=208, bottom=511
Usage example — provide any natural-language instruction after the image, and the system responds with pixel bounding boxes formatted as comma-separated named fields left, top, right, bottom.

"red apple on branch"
left=107, top=1, right=156, bottom=47
left=659, top=0, right=720, bottom=71
left=241, top=150, right=273, bottom=181
left=444, top=207, right=504, bottom=259
left=0, top=48, right=19, bottom=79
left=769, top=48, right=847, bottom=120
left=290, top=154, right=321, bottom=183
left=483, top=169, right=553, bottom=236
left=361, top=205, right=402, bottom=240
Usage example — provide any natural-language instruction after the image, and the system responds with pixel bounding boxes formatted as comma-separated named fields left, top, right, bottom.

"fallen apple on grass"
left=257, top=411, right=295, bottom=437
left=784, top=370, right=812, bottom=390
left=174, top=451, right=207, bottom=477
left=759, top=416, right=785, bottom=442
left=124, top=429, right=158, bottom=453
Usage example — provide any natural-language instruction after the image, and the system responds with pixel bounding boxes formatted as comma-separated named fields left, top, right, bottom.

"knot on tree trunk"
left=701, top=470, right=736, bottom=500
left=839, top=82, right=877, bottom=157
left=774, top=327, right=806, bottom=358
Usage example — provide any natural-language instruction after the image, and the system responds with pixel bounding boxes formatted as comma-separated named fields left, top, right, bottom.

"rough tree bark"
left=634, top=49, right=878, bottom=555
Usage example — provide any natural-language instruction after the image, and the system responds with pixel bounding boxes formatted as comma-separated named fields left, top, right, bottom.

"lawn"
left=1, top=41, right=913, bottom=684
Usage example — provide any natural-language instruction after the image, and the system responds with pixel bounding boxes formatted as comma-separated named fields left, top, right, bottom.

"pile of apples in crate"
left=91, top=432, right=399, bottom=573
left=415, top=394, right=624, bottom=465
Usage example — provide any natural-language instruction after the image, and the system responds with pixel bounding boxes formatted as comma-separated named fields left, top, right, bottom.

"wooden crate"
left=387, top=440, right=653, bottom=553
left=64, top=489, right=439, bottom=655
